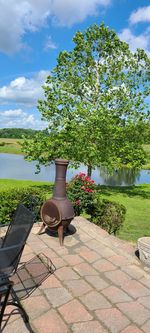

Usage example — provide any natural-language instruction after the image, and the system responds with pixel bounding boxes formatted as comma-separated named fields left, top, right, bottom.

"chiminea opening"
left=39, top=159, right=75, bottom=245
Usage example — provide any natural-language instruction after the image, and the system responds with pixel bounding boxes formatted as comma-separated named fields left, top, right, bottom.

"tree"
left=0, top=128, right=47, bottom=139
left=142, top=121, right=150, bottom=144
left=22, top=23, right=150, bottom=176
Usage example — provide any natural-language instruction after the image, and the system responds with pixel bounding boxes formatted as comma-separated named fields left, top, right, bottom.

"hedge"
left=90, top=197, right=126, bottom=235
left=0, top=187, right=47, bottom=224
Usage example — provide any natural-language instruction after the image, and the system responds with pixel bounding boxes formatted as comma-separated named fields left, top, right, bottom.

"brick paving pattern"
left=0, top=216, right=150, bottom=333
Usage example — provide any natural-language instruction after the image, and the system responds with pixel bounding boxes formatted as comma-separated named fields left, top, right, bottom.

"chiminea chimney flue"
left=53, top=159, right=69, bottom=199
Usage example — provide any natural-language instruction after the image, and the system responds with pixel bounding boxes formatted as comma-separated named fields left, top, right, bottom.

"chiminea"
left=39, top=159, right=75, bottom=245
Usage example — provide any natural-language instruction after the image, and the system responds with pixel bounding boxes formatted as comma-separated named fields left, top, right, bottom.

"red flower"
left=79, top=172, right=86, bottom=177
left=75, top=199, right=81, bottom=205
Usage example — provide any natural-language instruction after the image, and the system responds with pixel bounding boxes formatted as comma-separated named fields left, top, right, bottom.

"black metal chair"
left=0, top=204, right=35, bottom=328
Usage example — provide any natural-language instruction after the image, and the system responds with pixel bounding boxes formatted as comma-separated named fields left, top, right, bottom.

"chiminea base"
left=57, top=224, right=64, bottom=246
left=37, top=222, right=70, bottom=246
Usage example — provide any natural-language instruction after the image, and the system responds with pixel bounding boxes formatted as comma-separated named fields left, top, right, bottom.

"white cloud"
left=0, top=108, right=47, bottom=130
left=0, top=70, right=49, bottom=107
left=50, top=0, right=110, bottom=26
left=129, top=6, right=150, bottom=25
left=44, top=36, right=57, bottom=51
left=118, top=28, right=150, bottom=53
left=0, top=0, right=111, bottom=54
left=0, top=109, right=24, bottom=117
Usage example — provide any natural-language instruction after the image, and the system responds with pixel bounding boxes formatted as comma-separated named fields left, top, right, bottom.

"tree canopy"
left=22, top=23, right=150, bottom=176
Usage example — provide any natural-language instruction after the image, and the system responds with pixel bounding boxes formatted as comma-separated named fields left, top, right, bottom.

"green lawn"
left=0, top=179, right=150, bottom=244
left=0, top=179, right=52, bottom=199
left=99, top=184, right=150, bottom=243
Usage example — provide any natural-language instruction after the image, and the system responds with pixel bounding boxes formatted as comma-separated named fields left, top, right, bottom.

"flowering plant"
left=67, top=172, right=96, bottom=216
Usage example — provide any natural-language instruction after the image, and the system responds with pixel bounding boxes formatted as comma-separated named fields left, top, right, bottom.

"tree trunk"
left=87, top=165, right=92, bottom=178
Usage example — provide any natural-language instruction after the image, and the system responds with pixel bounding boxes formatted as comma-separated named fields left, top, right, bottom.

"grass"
left=99, top=184, right=150, bottom=244
left=0, top=138, right=23, bottom=154
left=0, top=179, right=150, bottom=244
left=0, top=179, right=53, bottom=199
left=0, top=179, right=51, bottom=190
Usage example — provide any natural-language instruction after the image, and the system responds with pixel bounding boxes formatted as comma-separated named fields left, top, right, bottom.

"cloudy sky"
left=0, top=0, right=150, bottom=130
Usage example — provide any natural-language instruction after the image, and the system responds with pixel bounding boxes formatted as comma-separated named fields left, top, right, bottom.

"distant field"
left=0, top=138, right=23, bottom=154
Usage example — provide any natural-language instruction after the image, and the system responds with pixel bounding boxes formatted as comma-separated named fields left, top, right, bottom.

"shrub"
left=67, top=172, right=96, bottom=216
left=0, top=187, right=47, bottom=224
left=90, top=197, right=126, bottom=235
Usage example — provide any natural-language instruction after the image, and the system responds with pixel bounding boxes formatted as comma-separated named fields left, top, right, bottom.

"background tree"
left=22, top=23, right=150, bottom=176
left=0, top=128, right=48, bottom=139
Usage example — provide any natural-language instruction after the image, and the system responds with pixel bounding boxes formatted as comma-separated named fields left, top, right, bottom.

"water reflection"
left=0, top=153, right=150, bottom=186
left=99, top=167, right=141, bottom=186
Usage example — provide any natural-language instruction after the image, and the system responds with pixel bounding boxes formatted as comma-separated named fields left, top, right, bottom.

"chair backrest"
left=0, top=204, right=34, bottom=276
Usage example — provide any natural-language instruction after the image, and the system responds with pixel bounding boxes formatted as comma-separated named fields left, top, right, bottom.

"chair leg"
left=0, top=283, right=12, bottom=327
left=9, top=288, right=29, bottom=323
left=0, top=284, right=29, bottom=327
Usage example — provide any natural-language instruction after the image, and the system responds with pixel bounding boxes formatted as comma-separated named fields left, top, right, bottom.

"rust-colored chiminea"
left=39, top=159, right=74, bottom=245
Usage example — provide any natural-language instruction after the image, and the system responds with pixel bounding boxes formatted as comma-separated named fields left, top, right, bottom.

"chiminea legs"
left=38, top=222, right=64, bottom=246
left=37, top=222, right=46, bottom=235
left=58, top=224, right=64, bottom=246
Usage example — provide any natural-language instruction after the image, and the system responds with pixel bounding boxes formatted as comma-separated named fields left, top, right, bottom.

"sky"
left=0, top=0, right=150, bottom=130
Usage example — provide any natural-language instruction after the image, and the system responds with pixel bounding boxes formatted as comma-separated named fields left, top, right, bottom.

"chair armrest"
left=0, top=243, right=26, bottom=277
left=0, top=243, right=25, bottom=252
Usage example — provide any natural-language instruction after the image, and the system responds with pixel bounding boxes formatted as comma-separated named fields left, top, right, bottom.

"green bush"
left=0, top=187, right=47, bottom=224
left=67, top=173, right=96, bottom=216
left=67, top=173, right=125, bottom=235
left=90, top=197, right=126, bottom=235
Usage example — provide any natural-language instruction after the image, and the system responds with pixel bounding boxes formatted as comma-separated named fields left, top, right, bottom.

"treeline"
left=0, top=124, right=149, bottom=143
left=0, top=128, right=49, bottom=139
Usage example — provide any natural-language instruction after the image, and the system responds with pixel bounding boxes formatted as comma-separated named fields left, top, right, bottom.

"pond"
left=0, top=153, right=150, bottom=186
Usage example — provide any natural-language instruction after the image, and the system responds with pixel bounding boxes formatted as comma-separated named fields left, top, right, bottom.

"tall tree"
left=22, top=23, right=150, bottom=176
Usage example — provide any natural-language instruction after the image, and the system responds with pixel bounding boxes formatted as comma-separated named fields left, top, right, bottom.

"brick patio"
left=1, top=217, right=150, bottom=333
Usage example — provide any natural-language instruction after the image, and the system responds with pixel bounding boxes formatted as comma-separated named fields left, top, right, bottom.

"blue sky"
left=0, top=0, right=149, bottom=130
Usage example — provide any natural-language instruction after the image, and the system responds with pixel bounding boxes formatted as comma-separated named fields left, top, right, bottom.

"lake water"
left=0, top=153, right=150, bottom=186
